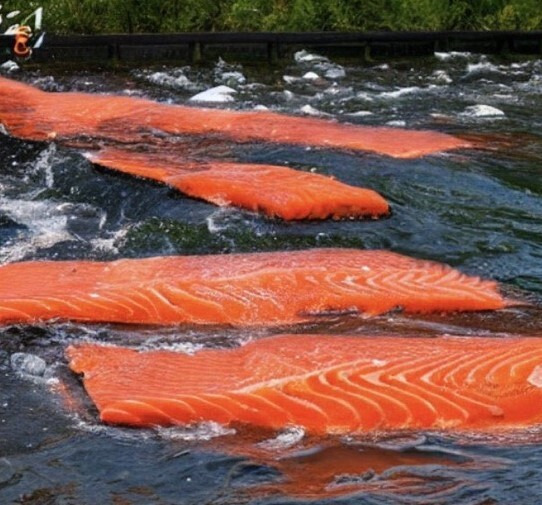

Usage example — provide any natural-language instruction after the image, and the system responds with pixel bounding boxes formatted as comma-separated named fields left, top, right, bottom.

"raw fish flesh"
left=0, top=249, right=507, bottom=325
left=67, top=334, right=542, bottom=432
left=0, top=77, right=470, bottom=158
left=86, top=147, right=389, bottom=220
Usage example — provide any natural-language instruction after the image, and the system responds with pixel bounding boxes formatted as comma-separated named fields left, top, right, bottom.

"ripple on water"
left=1, top=52, right=542, bottom=504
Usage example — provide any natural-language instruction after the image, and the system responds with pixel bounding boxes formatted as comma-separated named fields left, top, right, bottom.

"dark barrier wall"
left=2, top=31, right=542, bottom=63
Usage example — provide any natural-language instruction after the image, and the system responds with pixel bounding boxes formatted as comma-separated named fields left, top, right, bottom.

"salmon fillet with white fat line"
left=67, top=334, right=542, bottom=433
left=0, top=249, right=507, bottom=326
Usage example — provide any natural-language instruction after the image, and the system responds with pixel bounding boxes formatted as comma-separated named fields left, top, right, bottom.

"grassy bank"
left=3, top=0, right=542, bottom=34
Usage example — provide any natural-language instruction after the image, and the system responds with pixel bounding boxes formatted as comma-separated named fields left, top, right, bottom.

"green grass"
left=3, top=0, right=542, bottom=34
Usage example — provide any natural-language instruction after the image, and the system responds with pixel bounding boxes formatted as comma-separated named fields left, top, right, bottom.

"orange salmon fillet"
left=0, top=249, right=506, bottom=325
left=66, top=334, right=542, bottom=433
left=0, top=77, right=470, bottom=158
left=85, top=148, right=389, bottom=220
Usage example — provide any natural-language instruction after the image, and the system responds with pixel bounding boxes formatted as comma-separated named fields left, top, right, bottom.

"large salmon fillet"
left=85, top=147, right=389, bottom=220
left=66, top=334, right=542, bottom=433
left=0, top=77, right=469, bottom=158
left=0, top=249, right=506, bottom=325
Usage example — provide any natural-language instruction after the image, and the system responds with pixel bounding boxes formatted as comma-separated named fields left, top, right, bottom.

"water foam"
left=90, top=226, right=129, bottom=255
left=31, top=144, right=57, bottom=188
left=0, top=59, right=19, bottom=73
left=299, top=104, right=329, bottom=116
left=257, top=426, right=306, bottom=450
left=145, top=70, right=199, bottom=92
left=157, top=422, right=236, bottom=441
left=378, top=85, right=438, bottom=99
left=294, top=50, right=329, bottom=64
left=434, top=51, right=472, bottom=61
left=460, top=104, right=505, bottom=118
left=0, top=197, right=73, bottom=262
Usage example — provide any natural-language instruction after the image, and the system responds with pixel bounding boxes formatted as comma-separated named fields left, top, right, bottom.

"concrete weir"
left=1, top=30, right=542, bottom=64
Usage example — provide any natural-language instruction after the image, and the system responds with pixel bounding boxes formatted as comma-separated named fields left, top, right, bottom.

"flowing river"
left=1, top=50, right=542, bottom=504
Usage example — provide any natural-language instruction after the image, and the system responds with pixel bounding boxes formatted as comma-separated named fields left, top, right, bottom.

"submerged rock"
left=216, top=70, right=246, bottom=87
left=213, top=57, right=246, bottom=87
left=11, top=352, right=46, bottom=377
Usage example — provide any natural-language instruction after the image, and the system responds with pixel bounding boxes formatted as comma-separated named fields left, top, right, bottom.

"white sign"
left=1, top=6, right=43, bottom=34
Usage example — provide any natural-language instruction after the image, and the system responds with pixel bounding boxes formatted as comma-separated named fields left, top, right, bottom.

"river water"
left=1, top=51, right=542, bottom=504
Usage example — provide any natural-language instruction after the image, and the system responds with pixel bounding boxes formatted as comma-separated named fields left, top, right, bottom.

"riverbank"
left=4, top=0, right=542, bottom=34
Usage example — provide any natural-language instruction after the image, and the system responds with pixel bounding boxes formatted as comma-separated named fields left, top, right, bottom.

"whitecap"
left=282, top=75, right=300, bottom=84
left=189, top=85, right=236, bottom=103
left=0, top=59, right=19, bottom=73
left=355, top=91, right=374, bottom=102
left=216, top=70, right=246, bottom=87
left=460, top=104, right=505, bottom=118
left=322, top=83, right=353, bottom=97
left=345, top=110, right=374, bottom=117
left=205, top=207, right=241, bottom=233
left=283, top=90, right=295, bottom=101
left=157, top=422, right=235, bottom=441
left=378, top=85, right=437, bottom=99
left=213, top=58, right=246, bottom=87
left=0, top=198, right=73, bottom=262
left=90, top=226, right=129, bottom=255
left=257, top=426, right=306, bottom=450
left=386, top=120, right=407, bottom=127
left=324, top=66, right=346, bottom=80
left=294, top=49, right=328, bottom=64
left=432, top=69, right=452, bottom=84
left=302, top=71, right=320, bottom=81
left=466, top=60, right=501, bottom=76
left=146, top=70, right=198, bottom=91
left=434, top=51, right=472, bottom=61
left=32, top=144, right=57, bottom=188
left=299, top=104, right=329, bottom=116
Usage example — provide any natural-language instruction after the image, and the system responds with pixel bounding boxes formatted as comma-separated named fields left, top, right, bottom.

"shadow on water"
left=2, top=52, right=542, bottom=503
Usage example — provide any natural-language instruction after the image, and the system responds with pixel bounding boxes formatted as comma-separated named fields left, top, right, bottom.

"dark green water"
left=1, top=51, right=542, bottom=504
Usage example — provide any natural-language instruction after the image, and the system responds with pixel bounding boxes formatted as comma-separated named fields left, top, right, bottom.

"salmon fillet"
left=66, top=334, right=542, bottom=432
left=0, top=77, right=469, bottom=158
left=85, top=148, right=389, bottom=220
left=0, top=249, right=506, bottom=325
